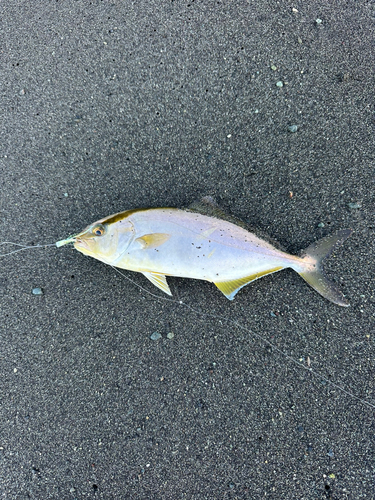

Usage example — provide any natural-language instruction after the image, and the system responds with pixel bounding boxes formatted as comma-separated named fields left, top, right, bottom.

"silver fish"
left=56, top=198, right=352, bottom=306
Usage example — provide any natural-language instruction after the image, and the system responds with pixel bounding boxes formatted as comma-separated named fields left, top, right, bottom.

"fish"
left=56, top=197, right=352, bottom=306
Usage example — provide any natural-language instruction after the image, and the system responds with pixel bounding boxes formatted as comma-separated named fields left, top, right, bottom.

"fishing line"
left=0, top=242, right=57, bottom=257
left=1, top=239, right=372, bottom=409
left=111, top=265, right=375, bottom=410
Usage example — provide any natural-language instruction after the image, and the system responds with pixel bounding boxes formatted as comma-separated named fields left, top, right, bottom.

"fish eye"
left=92, top=225, right=105, bottom=236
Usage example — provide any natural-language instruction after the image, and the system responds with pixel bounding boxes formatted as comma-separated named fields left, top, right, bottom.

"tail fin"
left=297, top=229, right=353, bottom=307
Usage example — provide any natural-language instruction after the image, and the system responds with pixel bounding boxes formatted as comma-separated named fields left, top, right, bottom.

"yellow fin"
left=214, top=267, right=283, bottom=300
left=136, top=233, right=170, bottom=249
left=142, top=272, right=172, bottom=296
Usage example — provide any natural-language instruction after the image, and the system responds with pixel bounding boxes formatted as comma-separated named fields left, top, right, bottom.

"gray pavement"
left=0, top=1, right=374, bottom=498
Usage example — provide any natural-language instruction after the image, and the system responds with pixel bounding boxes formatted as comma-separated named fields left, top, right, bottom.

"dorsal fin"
left=186, top=196, right=250, bottom=230
left=186, top=196, right=285, bottom=251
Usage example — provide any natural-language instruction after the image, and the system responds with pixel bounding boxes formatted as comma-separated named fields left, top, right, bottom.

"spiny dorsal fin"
left=214, top=267, right=283, bottom=300
left=142, top=272, right=172, bottom=296
left=186, top=196, right=286, bottom=251
left=187, top=196, right=250, bottom=230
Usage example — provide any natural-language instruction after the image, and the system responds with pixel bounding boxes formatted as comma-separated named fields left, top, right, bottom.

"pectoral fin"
left=143, top=272, right=172, bottom=296
left=214, top=267, right=283, bottom=300
left=136, top=233, right=170, bottom=249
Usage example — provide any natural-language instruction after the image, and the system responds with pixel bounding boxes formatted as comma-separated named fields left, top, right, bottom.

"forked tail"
left=297, top=229, right=353, bottom=307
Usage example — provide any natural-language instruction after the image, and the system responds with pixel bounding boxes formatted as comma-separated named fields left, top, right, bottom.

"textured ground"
left=0, top=1, right=374, bottom=499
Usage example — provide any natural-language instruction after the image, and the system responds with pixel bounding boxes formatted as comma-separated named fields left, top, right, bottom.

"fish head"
left=73, top=221, right=116, bottom=263
left=56, top=212, right=134, bottom=265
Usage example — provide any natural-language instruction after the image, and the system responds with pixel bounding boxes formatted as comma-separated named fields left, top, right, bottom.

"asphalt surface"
left=1, top=1, right=374, bottom=499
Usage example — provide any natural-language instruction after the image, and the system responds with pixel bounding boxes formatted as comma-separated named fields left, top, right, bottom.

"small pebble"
left=64, top=192, right=68, bottom=197
left=288, top=125, right=298, bottom=133
left=318, top=222, right=325, bottom=228
left=276, top=81, right=284, bottom=87
left=254, top=109, right=259, bottom=114
left=167, top=332, right=174, bottom=339
left=32, top=287, right=43, bottom=295
left=348, top=202, right=361, bottom=209
left=150, top=332, right=161, bottom=341
left=316, top=18, right=323, bottom=24
left=327, top=450, right=334, bottom=457
left=270, top=65, right=277, bottom=71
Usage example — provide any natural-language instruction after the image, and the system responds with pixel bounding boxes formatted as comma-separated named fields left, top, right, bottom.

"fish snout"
left=73, top=238, right=87, bottom=250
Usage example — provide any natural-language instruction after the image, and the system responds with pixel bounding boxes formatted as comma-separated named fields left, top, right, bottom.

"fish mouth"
left=56, top=228, right=89, bottom=248
left=56, top=234, right=88, bottom=248
left=56, top=234, right=95, bottom=257
left=73, top=238, right=88, bottom=250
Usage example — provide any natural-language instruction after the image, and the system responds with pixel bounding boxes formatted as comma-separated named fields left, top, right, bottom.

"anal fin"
left=214, top=267, right=283, bottom=300
left=143, top=271, right=172, bottom=296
